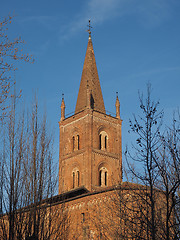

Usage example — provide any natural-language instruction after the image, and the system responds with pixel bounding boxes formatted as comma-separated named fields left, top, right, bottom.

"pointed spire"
left=61, top=94, right=65, bottom=121
left=75, top=22, right=105, bottom=114
left=115, top=92, right=120, bottom=119
left=86, top=80, right=91, bottom=109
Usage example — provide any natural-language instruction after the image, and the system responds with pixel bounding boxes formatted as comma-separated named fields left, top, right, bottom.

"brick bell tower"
left=59, top=23, right=122, bottom=194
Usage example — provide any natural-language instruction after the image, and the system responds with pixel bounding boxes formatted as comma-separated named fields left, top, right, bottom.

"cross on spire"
left=87, top=19, right=92, bottom=38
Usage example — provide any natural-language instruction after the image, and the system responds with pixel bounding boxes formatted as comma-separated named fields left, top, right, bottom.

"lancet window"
left=72, top=168, right=80, bottom=188
left=99, top=131, right=108, bottom=151
left=72, top=134, right=80, bottom=151
left=99, top=167, right=108, bottom=187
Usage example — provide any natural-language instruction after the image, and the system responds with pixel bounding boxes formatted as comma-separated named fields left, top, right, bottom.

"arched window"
left=105, top=136, right=107, bottom=150
left=72, top=136, right=75, bottom=151
left=99, top=134, right=102, bottom=150
left=72, top=134, right=80, bottom=151
left=72, top=168, right=80, bottom=188
left=105, top=171, right=107, bottom=186
left=99, top=131, right=108, bottom=151
left=77, top=170, right=80, bottom=187
left=73, top=172, right=75, bottom=188
left=99, top=167, right=108, bottom=187
left=77, top=135, right=80, bottom=150
left=99, top=170, right=102, bottom=186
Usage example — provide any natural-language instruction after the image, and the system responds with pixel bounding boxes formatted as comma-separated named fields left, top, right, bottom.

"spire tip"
left=87, top=19, right=92, bottom=39
left=116, top=91, right=118, bottom=98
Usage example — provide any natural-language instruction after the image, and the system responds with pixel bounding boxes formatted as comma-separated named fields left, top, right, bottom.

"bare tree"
left=0, top=16, right=33, bottom=118
left=124, top=83, right=163, bottom=239
left=120, top=84, right=180, bottom=240
left=155, top=111, right=180, bottom=239
left=0, top=95, right=69, bottom=240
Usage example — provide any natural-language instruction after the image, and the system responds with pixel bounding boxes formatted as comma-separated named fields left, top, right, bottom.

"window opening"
left=77, top=135, right=80, bottom=150
left=72, top=168, right=80, bottom=188
left=73, top=134, right=80, bottom=151
left=82, top=213, right=85, bottom=223
left=99, top=131, right=108, bottom=151
left=72, top=136, right=75, bottom=151
left=105, top=136, right=107, bottom=149
left=99, top=167, right=108, bottom=187
left=77, top=171, right=80, bottom=187
left=99, top=134, right=102, bottom=150
left=105, top=171, right=107, bottom=186
left=99, top=170, right=102, bottom=186
left=73, top=172, right=75, bottom=188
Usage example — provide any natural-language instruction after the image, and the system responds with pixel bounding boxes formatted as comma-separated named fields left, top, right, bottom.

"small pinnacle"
left=62, top=93, right=64, bottom=100
left=116, top=92, right=118, bottom=98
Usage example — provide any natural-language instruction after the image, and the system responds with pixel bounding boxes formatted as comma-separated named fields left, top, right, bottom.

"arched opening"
left=72, top=168, right=80, bottom=189
left=77, top=135, right=80, bottom=150
left=77, top=170, right=80, bottom=187
left=72, top=134, right=80, bottom=151
left=99, top=170, right=102, bottom=186
left=99, top=131, right=108, bottom=151
left=105, top=171, right=107, bottom=186
left=99, top=134, right=102, bottom=150
left=73, top=172, right=75, bottom=188
left=99, top=167, right=108, bottom=187
left=105, top=135, right=107, bottom=149
left=72, top=136, right=75, bottom=151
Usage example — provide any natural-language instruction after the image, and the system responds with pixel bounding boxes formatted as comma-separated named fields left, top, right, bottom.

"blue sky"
left=1, top=0, right=180, bottom=166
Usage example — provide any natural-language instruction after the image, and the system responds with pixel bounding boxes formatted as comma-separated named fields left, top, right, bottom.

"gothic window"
left=77, top=135, right=80, bottom=150
left=99, top=134, right=102, bottom=150
left=105, top=171, right=107, bottom=186
left=99, top=167, right=108, bottom=187
left=105, top=135, right=107, bottom=149
left=99, top=170, right=102, bottom=186
left=73, top=172, right=75, bottom=188
left=77, top=170, right=80, bottom=187
left=72, top=134, right=80, bottom=151
left=99, top=131, right=108, bottom=151
left=72, top=168, right=80, bottom=188
left=72, top=136, right=75, bottom=151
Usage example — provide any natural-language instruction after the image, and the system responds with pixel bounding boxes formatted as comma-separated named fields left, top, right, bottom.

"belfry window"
left=105, top=136, right=107, bottom=149
left=72, top=136, right=75, bottom=151
left=99, top=134, right=102, bottom=150
left=72, top=134, right=80, bottom=151
left=99, top=131, right=108, bottom=151
left=99, top=170, right=102, bottom=186
left=99, top=167, right=108, bottom=187
left=77, top=135, right=80, bottom=150
left=105, top=171, right=107, bottom=186
left=72, top=168, right=80, bottom=188
left=73, top=172, right=75, bottom=188
left=77, top=170, right=80, bottom=187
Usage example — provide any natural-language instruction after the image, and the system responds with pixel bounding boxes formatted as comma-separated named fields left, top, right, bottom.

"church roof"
left=75, top=35, right=106, bottom=114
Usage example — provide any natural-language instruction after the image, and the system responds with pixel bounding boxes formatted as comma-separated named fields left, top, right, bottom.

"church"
left=55, top=23, right=172, bottom=240
left=0, top=21, right=177, bottom=240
